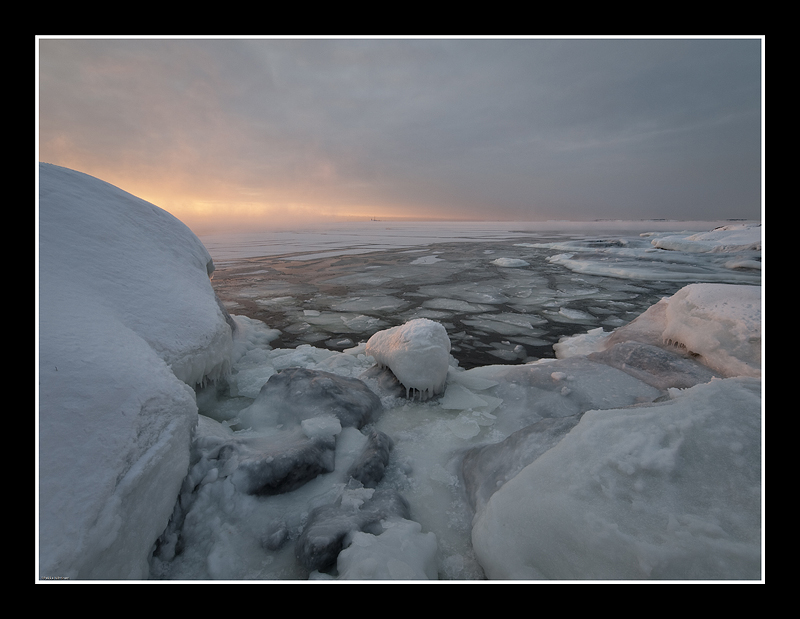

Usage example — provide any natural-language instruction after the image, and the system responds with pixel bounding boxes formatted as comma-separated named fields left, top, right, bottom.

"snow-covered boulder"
left=38, top=163, right=234, bottom=579
left=365, top=319, right=451, bottom=399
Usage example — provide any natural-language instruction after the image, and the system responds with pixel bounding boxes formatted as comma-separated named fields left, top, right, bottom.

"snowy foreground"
left=37, top=163, right=763, bottom=581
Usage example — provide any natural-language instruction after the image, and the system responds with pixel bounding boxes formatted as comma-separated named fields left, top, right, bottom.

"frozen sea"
left=201, top=221, right=761, bottom=369
left=145, top=219, right=762, bottom=581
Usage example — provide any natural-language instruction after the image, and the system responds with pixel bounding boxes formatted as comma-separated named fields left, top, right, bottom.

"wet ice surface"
left=207, top=224, right=760, bottom=369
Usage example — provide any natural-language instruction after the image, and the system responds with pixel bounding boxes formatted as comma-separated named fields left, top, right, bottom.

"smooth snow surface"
left=39, top=166, right=762, bottom=581
left=38, top=164, right=234, bottom=579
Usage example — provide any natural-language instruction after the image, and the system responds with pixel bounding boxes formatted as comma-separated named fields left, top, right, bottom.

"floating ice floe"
left=491, top=257, right=530, bottom=267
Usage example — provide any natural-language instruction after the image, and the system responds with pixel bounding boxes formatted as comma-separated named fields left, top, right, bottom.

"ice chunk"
left=462, top=416, right=580, bottom=513
left=463, top=312, right=547, bottom=336
left=602, top=298, right=671, bottom=349
left=331, top=295, right=407, bottom=314
left=422, top=298, right=495, bottom=313
left=336, top=518, right=439, bottom=580
left=410, top=254, right=444, bottom=265
left=589, top=341, right=719, bottom=390
left=471, top=377, right=762, bottom=580
left=301, top=415, right=343, bottom=440
left=366, top=319, right=452, bottom=400
left=491, top=257, right=530, bottom=267
left=440, top=384, right=492, bottom=411
left=457, top=357, right=661, bottom=436
left=554, top=327, right=610, bottom=358
left=598, top=283, right=762, bottom=379
left=295, top=488, right=412, bottom=573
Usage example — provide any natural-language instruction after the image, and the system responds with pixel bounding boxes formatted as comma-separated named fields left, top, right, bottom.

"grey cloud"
left=38, top=37, right=762, bottom=221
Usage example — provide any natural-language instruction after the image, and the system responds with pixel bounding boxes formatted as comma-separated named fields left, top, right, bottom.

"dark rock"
left=295, top=488, right=411, bottom=573
left=348, top=430, right=394, bottom=488
left=253, top=367, right=382, bottom=429
left=225, top=429, right=336, bottom=496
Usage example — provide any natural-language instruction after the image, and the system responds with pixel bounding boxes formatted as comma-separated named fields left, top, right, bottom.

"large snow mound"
left=471, top=376, right=762, bottom=580
left=365, top=318, right=451, bottom=399
left=38, top=163, right=234, bottom=579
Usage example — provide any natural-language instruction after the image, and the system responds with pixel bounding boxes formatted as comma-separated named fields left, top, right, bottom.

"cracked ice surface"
left=205, top=221, right=760, bottom=370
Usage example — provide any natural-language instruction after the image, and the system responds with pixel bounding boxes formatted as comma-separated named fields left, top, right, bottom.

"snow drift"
left=38, top=163, right=234, bottom=579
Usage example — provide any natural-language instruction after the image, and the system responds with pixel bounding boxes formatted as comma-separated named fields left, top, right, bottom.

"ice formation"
left=661, top=283, right=761, bottom=377
left=38, top=163, right=234, bottom=579
left=650, top=223, right=762, bottom=253
left=570, top=283, right=762, bottom=379
left=39, top=166, right=762, bottom=581
left=365, top=318, right=452, bottom=399
left=471, top=376, right=762, bottom=580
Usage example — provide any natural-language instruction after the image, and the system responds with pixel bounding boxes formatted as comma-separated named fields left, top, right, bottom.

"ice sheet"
left=207, top=221, right=760, bottom=369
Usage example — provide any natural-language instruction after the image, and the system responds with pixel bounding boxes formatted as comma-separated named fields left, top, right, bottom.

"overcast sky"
left=37, top=37, right=763, bottom=233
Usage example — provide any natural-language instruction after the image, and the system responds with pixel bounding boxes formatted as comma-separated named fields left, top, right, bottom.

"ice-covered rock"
left=661, top=283, right=761, bottom=378
left=38, top=163, right=234, bottom=579
left=471, top=377, right=762, bottom=580
left=588, top=341, right=719, bottom=390
left=598, top=283, right=761, bottom=378
left=347, top=430, right=395, bottom=488
left=236, top=367, right=382, bottom=431
left=296, top=488, right=412, bottom=572
left=226, top=429, right=338, bottom=496
left=365, top=318, right=452, bottom=399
